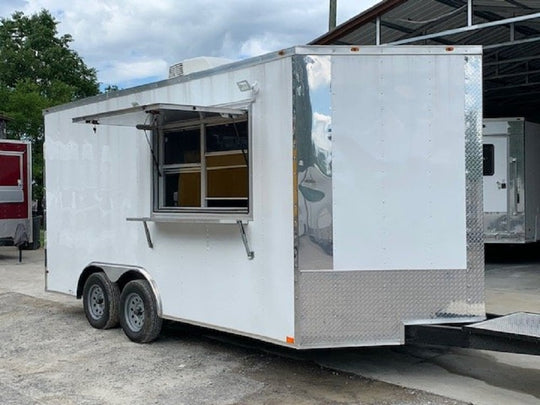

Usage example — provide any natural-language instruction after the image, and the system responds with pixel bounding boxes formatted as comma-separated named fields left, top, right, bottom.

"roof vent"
left=168, top=63, right=184, bottom=78
left=168, top=57, right=234, bottom=78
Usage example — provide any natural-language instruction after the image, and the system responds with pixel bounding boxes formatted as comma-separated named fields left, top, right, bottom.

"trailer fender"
left=78, top=262, right=163, bottom=317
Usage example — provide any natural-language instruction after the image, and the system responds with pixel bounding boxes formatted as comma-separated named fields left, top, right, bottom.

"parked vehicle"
left=483, top=117, right=540, bottom=243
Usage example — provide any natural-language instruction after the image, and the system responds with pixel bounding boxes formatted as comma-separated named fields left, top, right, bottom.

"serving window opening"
left=155, top=114, right=249, bottom=215
left=72, top=103, right=250, bottom=221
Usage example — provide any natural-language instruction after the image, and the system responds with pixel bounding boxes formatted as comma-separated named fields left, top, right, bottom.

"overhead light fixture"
left=236, top=80, right=251, bottom=92
left=236, top=80, right=259, bottom=94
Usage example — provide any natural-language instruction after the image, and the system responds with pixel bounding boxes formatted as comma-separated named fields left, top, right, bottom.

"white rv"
left=44, top=46, right=485, bottom=348
left=483, top=118, right=540, bottom=243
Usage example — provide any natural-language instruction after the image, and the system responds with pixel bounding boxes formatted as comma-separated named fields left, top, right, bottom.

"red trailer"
left=0, top=139, right=33, bottom=247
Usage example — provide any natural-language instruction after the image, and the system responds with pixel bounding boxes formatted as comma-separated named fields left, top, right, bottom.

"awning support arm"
left=142, top=113, right=162, bottom=177
left=143, top=220, right=154, bottom=249
left=237, top=220, right=254, bottom=260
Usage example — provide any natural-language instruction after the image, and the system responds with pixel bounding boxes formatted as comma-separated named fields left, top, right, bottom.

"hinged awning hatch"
left=72, top=103, right=247, bottom=128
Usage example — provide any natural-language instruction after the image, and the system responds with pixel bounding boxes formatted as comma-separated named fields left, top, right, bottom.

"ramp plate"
left=466, top=312, right=540, bottom=339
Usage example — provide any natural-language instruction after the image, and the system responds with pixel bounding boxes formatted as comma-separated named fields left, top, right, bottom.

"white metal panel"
left=483, top=135, right=509, bottom=213
left=331, top=54, right=467, bottom=271
left=45, top=58, right=295, bottom=343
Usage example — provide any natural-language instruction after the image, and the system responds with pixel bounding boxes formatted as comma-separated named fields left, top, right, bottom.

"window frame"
left=152, top=108, right=252, bottom=222
left=72, top=103, right=252, bottom=223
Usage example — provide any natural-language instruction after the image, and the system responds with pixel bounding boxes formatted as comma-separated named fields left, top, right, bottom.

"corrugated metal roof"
left=312, top=0, right=540, bottom=121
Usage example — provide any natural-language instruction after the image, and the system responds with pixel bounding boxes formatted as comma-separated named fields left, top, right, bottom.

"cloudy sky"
left=0, top=0, right=380, bottom=89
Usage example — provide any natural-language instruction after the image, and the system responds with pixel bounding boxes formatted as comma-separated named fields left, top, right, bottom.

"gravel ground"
left=0, top=289, right=466, bottom=405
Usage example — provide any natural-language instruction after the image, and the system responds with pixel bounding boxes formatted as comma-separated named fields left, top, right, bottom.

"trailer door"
left=483, top=135, right=508, bottom=213
left=0, top=147, right=25, bottom=205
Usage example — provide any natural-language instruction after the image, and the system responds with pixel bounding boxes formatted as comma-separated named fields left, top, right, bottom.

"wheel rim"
left=87, top=284, right=105, bottom=320
left=125, top=292, right=144, bottom=332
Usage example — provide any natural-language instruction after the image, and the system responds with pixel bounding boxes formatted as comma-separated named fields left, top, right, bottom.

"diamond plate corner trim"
left=464, top=54, right=485, bottom=306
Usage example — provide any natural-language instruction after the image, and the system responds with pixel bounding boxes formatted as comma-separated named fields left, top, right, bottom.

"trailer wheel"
left=82, top=272, right=120, bottom=329
left=120, top=280, right=162, bottom=343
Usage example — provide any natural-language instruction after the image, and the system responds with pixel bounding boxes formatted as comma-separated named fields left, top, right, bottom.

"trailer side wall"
left=45, top=58, right=296, bottom=344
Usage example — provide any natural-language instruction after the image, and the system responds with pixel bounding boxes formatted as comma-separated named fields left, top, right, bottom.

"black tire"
left=82, top=272, right=120, bottom=329
left=119, top=280, right=162, bottom=343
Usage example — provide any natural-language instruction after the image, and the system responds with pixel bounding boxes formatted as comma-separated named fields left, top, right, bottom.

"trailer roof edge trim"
left=44, top=45, right=480, bottom=115
left=44, top=46, right=299, bottom=116
left=72, top=103, right=247, bottom=128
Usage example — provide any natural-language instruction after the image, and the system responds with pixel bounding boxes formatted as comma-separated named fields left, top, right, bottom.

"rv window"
left=483, top=144, right=494, bottom=176
left=154, top=115, right=249, bottom=215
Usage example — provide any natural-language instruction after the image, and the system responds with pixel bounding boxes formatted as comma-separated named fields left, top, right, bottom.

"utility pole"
left=329, top=0, right=337, bottom=31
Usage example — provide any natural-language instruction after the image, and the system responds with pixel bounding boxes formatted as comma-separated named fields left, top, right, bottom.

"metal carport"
left=311, top=0, right=540, bottom=121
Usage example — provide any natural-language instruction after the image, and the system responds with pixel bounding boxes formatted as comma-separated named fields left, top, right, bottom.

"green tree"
left=0, top=10, right=100, bottom=207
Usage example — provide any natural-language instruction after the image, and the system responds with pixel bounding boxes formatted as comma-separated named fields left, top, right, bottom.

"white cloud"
left=0, top=0, right=380, bottom=88
left=240, top=33, right=287, bottom=58
left=306, top=55, right=331, bottom=90
left=100, top=59, right=169, bottom=84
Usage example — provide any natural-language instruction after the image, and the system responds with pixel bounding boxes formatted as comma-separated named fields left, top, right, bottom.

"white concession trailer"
left=44, top=46, right=485, bottom=348
left=483, top=118, right=540, bottom=244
